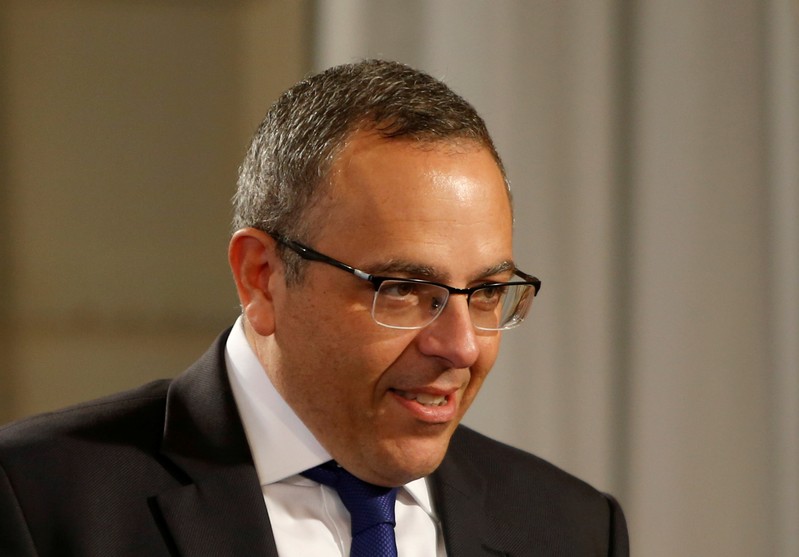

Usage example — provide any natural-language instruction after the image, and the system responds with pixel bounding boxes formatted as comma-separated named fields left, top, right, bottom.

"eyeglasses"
left=273, top=235, right=541, bottom=331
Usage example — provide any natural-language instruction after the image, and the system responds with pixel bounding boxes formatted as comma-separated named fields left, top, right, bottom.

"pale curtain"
left=314, top=1, right=799, bottom=555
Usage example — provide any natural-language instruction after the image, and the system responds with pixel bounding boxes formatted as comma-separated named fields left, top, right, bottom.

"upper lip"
left=384, top=367, right=469, bottom=400
left=390, top=384, right=458, bottom=396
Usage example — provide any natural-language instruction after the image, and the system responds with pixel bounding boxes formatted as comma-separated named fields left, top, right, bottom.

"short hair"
left=233, top=59, right=508, bottom=283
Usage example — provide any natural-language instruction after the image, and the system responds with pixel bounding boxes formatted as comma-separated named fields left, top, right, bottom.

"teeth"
left=397, top=391, right=447, bottom=406
left=416, top=393, right=447, bottom=406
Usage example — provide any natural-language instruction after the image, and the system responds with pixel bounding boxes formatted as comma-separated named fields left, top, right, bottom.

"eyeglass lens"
left=372, top=281, right=535, bottom=330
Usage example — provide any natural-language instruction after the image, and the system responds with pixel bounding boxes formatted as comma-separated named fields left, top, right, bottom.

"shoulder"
left=440, top=426, right=628, bottom=553
left=448, top=425, right=602, bottom=494
left=448, top=425, right=616, bottom=509
left=0, top=379, right=191, bottom=554
left=0, top=379, right=171, bottom=461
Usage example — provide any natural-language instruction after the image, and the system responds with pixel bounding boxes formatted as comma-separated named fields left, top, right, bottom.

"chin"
left=372, top=436, right=451, bottom=486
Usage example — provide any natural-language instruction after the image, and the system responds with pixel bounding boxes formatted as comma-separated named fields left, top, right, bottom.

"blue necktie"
left=302, top=461, right=399, bottom=557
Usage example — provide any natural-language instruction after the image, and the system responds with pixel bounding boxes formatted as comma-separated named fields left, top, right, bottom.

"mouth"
left=392, top=389, right=448, bottom=407
left=387, top=387, right=459, bottom=423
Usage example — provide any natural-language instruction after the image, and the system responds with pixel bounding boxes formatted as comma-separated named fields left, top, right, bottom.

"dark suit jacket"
left=0, top=330, right=628, bottom=556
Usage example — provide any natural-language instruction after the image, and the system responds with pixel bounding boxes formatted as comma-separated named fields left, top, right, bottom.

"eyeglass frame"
left=271, top=233, right=541, bottom=331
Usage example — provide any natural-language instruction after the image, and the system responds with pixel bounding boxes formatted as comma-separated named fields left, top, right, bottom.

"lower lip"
left=389, top=390, right=458, bottom=423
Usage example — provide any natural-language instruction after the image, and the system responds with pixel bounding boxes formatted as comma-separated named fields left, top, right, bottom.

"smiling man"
left=0, top=60, right=628, bottom=556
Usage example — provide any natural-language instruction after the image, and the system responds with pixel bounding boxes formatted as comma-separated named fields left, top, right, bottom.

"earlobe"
left=228, top=228, right=281, bottom=336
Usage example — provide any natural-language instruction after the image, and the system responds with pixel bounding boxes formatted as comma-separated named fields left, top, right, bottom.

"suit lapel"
left=155, top=330, right=279, bottom=557
left=430, top=432, right=510, bottom=557
left=155, top=463, right=277, bottom=556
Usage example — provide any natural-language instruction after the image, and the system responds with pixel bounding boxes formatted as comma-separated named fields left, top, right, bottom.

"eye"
left=471, top=284, right=506, bottom=309
left=382, top=282, right=417, bottom=299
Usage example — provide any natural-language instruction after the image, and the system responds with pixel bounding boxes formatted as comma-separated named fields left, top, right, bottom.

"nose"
left=415, top=294, right=481, bottom=368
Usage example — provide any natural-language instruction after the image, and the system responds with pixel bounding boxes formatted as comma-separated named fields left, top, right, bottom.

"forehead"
left=326, top=131, right=510, bottom=209
left=312, top=131, right=513, bottom=278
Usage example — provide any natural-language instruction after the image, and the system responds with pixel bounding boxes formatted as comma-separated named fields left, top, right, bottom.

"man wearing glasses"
left=0, top=60, right=628, bottom=556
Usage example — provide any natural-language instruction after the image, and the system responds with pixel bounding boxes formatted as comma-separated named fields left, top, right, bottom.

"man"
left=0, top=60, right=628, bottom=556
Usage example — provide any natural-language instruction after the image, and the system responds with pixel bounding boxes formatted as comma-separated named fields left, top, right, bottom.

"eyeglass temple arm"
left=273, top=235, right=372, bottom=281
left=513, top=269, right=542, bottom=295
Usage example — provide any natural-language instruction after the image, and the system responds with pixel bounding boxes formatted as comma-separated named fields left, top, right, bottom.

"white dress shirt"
left=225, top=317, right=446, bottom=556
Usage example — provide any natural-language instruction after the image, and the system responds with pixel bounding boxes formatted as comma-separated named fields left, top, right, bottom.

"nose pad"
left=416, top=295, right=480, bottom=368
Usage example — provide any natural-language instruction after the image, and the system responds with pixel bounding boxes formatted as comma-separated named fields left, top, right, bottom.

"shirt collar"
left=225, top=316, right=330, bottom=483
left=223, top=317, right=435, bottom=515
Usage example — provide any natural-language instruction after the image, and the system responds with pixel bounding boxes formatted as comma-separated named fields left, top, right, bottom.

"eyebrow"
left=364, top=258, right=516, bottom=282
left=365, top=260, right=438, bottom=279
left=480, top=260, right=515, bottom=279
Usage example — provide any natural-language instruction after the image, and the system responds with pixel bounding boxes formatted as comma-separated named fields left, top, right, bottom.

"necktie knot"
left=302, top=461, right=399, bottom=556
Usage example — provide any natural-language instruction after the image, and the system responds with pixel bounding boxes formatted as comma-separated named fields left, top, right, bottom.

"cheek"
left=280, top=290, right=415, bottom=393
left=461, top=337, right=501, bottom=405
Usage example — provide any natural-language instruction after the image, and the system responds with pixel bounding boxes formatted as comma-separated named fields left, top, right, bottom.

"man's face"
left=262, top=131, right=514, bottom=486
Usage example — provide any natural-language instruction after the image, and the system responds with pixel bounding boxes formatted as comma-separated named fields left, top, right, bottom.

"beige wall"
left=0, top=0, right=312, bottom=422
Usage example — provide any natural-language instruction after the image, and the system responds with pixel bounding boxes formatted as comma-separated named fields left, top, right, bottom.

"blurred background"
left=1, top=1, right=797, bottom=555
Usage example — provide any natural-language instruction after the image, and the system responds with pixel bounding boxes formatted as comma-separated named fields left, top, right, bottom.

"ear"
left=228, top=228, right=282, bottom=336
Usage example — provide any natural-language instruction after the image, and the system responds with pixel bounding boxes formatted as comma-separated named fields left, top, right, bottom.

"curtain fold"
left=313, top=1, right=798, bottom=555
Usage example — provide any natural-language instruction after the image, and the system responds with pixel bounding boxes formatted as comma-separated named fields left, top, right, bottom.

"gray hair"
left=233, top=59, right=508, bottom=283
